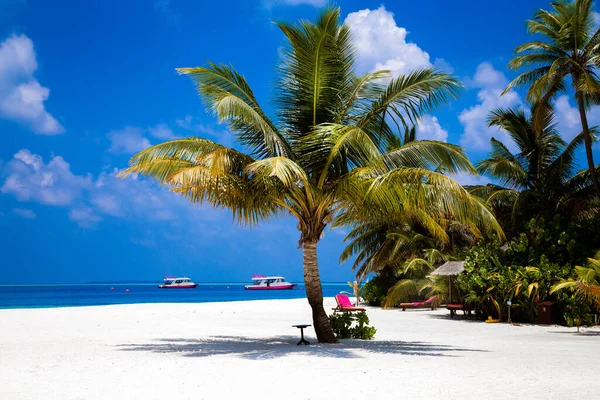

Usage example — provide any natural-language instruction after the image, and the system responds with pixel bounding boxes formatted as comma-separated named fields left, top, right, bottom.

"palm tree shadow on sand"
left=116, top=336, right=486, bottom=360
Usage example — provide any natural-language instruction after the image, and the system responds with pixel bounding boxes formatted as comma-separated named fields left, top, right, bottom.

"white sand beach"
left=1, top=298, right=599, bottom=400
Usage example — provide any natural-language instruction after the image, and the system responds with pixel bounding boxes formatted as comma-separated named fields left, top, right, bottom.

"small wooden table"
left=292, top=324, right=311, bottom=345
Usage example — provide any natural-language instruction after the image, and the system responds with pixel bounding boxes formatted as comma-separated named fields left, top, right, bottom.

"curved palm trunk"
left=302, top=239, right=338, bottom=343
left=576, top=94, right=600, bottom=197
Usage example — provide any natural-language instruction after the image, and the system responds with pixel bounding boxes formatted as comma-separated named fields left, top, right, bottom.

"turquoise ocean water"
left=0, top=283, right=349, bottom=309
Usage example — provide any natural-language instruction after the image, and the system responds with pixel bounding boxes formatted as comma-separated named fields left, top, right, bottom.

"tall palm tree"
left=470, top=102, right=598, bottom=230
left=120, top=8, right=502, bottom=342
left=504, top=0, right=600, bottom=196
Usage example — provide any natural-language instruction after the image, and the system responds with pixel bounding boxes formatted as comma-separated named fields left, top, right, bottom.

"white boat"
left=244, top=275, right=297, bottom=290
left=158, top=276, right=198, bottom=289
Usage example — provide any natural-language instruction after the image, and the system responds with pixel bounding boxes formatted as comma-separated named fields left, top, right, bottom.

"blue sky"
left=1, top=0, right=599, bottom=284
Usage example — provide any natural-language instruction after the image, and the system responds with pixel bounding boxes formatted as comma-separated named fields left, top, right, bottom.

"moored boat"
left=244, top=275, right=296, bottom=290
left=158, top=277, right=198, bottom=289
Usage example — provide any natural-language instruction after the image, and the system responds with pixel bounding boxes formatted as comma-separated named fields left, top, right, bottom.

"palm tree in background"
left=504, top=0, right=600, bottom=196
left=338, top=127, right=483, bottom=281
left=121, top=8, right=502, bottom=342
left=470, top=102, right=599, bottom=230
left=552, top=251, right=600, bottom=306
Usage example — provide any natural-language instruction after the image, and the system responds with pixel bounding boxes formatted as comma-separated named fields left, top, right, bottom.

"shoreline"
left=0, top=296, right=324, bottom=311
left=0, top=283, right=347, bottom=310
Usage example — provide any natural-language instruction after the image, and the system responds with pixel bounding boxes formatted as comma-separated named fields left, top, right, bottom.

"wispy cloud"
left=176, top=115, right=234, bottom=147
left=68, top=207, right=101, bottom=229
left=154, top=0, right=181, bottom=25
left=107, top=126, right=151, bottom=154
left=0, top=34, right=64, bottom=135
left=148, top=123, right=175, bottom=140
left=1, top=149, right=226, bottom=229
left=1, top=149, right=93, bottom=206
left=13, top=208, right=36, bottom=219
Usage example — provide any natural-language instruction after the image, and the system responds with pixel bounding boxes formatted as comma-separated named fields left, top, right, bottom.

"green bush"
left=361, top=276, right=391, bottom=306
left=329, top=310, right=353, bottom=339
left=329, top=311, right=376, bottom=340
left=456, top=234, right=574, bottom=323
left=563, top=297, right=594, bottom=329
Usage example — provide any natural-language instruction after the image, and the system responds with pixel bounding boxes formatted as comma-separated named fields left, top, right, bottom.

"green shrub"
left=456, top=237, right=573, bottom=323
left=563, top=297, right=594, bottom=329
left=329, top=310, right=353, bottom=339
left=352, top=311, right=377, bottom=340
left=361, top=276, right=391, bottom=306
left=329, top=311, right=376, bottom=340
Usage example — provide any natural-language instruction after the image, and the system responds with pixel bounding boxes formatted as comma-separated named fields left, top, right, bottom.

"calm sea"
left=0, top=283, right=349, bottom=309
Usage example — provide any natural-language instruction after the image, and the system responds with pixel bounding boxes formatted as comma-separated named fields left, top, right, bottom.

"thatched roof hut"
left=431, top=261, right=465, bottom=276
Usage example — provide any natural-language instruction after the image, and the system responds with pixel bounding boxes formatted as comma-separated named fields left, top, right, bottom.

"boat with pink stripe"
left=244, top=275, right=296, bottom=290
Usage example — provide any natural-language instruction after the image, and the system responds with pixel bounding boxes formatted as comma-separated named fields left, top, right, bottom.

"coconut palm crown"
left=120, top=7, right=502, bottom=343
left=504, top=0, right=600, bottom=196
left=469, top=102, right=599, bottom=232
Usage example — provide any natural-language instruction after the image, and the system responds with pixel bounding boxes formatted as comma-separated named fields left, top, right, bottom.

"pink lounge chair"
left=333, top=294, right=366, bottom=312
left=399, top=296, right=437, bottom=311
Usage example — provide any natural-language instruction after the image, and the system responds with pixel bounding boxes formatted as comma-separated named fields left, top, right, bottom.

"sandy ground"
left=0, top=298, right=599, bottom=400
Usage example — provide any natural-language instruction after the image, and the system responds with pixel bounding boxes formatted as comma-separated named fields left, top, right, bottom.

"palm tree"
left=339, top=127, right=498, bottom=284
left=504, top=0, right=600, bottom=196
left=551, top=251, right=600, bottom=306
left=120, top=8, right=502, bottom=342
left=470, top=102, right=598, bottom=231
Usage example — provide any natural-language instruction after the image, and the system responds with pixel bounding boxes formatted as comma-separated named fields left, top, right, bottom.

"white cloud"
left=450, top=172, right=491, bottom=187
left=416, top=116, right=448, bottom=142
left=107, top=126, right=151, bottom=154
left=68, top=207, right=101, bottom=229
left=13, top=208, right=36, bottom=219
left=90, top=194, right=122, bottom=217
left=1, top=149, right=92, bottom=206
left=1, top=148, right=231, bottom=231
left=433, top=58, right=454, bottom=74
left=345, top=7, right=432, bottom=76
left=176, top=115, right=193, bottom=130
left=175, top=115, right=234, bottom=147
left=148, top=123, right=175, bottom=140
left=458, top=62, right=522, bottom=152
left=554, top=95, right=600, bottom=143
left=131, top=237, right=156, bottom=247
left=0, top=34, right=64, bottom=135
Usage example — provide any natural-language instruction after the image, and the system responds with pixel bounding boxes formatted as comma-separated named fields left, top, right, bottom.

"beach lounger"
left=332, top=294, right=366, bottom=312
left=399, top=296, right=437, bottom=311
left=447, top=303, right=472, bottom=318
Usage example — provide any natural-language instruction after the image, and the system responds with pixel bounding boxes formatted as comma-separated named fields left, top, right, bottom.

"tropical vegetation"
left=351, top=0, right=600, bottom=326
left=119, top=0, right=600, bottom=330
left=121, top=7, right=503, bottom=342
left=469, top=101, right=599, bottom=236
left=504, top=0, right=600, bottom=197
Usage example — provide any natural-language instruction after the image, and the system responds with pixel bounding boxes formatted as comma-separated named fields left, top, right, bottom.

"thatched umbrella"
left=431, top=261, right=465, bottom=303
